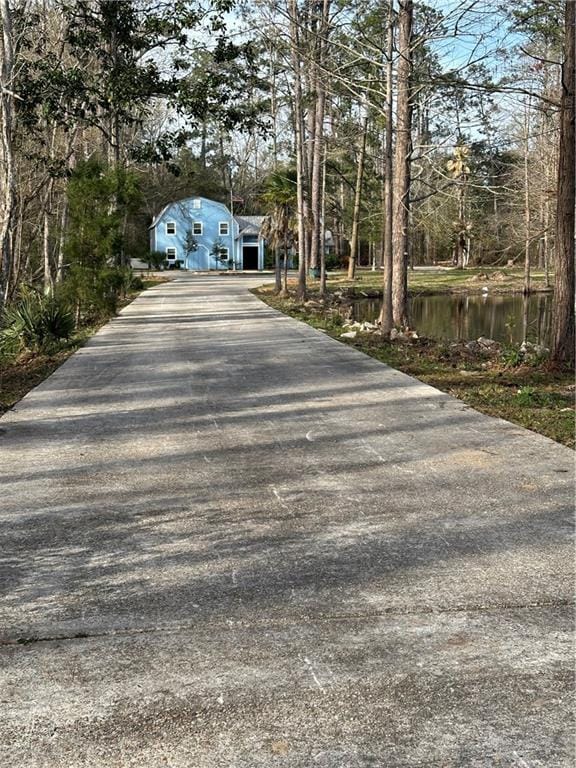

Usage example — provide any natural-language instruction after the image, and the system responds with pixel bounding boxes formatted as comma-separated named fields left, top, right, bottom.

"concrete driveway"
left=1, top=275, right=573, bottom=767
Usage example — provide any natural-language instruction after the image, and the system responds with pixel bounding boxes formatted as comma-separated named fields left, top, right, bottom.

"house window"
left=166, top=247, right=177, bottom=259
left=219, top=222, right=229, bottom=236
left=192, top=222, right=203, bottom=235
left=243, top=234, right=258, bottom=243
left=165, top=221, right=176, bottom=235
left=192, top=199, right=201, bottom=209
left=218, top=247, right=229, bottom=262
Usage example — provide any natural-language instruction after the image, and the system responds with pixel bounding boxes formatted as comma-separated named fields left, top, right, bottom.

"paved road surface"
left=1, top=275, right=573, bottom=767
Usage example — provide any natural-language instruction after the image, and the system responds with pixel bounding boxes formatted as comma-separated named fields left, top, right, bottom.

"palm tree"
left=260, top=169, right=297, bottom=295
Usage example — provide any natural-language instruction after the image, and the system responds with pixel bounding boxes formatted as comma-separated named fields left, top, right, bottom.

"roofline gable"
left=149, top=196, right=232, bottom=229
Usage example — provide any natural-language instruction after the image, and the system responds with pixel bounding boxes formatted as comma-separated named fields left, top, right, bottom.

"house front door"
left=242, top=246, right=259, bottom=270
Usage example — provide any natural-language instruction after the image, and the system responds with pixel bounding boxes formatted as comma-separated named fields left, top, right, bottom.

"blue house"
left=149, top=196, right=266, bottom=271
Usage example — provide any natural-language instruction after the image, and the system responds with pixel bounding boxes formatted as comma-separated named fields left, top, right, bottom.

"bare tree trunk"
left=274, top=246, right=282, bottom=293
left=269, top=41, right=279, bottom=171
left=336, top=180, right=346, bottom=264
left=391, top=0, right=413, bottom=327
left=309, top=0, right=330, bottom=276
left=320, top=142, right=328, bottom=296
left=0, top=0, right=15, bottom=306
left=493, top=188, right=500, bottom=255
left=347, top=114, right=368, bottom=279
left=289, top=0, right=308, bottom=300
left=43, top=208, right=52, bottom=293
left=381, top=0, right=394, bottom=334
left=56, top=197, right=68, bottom=283
left=523, top=97, right=532, bottom=295
left=543, top=207, right=551, bottom=288
left=378, top=160, right=386, bottom=265
left=43, top=179, right=56, bottom=293
left=551, top=0, right=575, bottom=365
left=537, top=235, right=544, bottom=270
left=333, top=215, right=342, bottom=264
left=522, top=294, right=529, bottom=344
left=282, top=230, right=289, bottom=296
left=455, top=165, right=470, bottom=269
left=55, top=125, right=79, bottom=284
left=301, top=104, right=312, bottom=276
left=8, top=199, right=23, bottom=301
left=301, top=18, right=313, bottom=278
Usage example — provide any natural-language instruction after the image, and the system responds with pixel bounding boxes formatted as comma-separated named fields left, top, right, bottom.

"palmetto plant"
left=0, top=292, right=74, bottom=356
left=260, top=168, right=298, bottom=295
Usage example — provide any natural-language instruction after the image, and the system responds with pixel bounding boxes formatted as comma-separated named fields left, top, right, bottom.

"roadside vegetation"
left=254, top=278, right=574, bottom=449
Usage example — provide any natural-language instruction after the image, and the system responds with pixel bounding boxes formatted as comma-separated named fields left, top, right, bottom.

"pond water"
left=352, top=293, right=553, bottom=345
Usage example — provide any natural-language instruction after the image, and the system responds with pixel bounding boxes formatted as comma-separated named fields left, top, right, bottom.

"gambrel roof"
left=148, top=197, right=230, bottom=229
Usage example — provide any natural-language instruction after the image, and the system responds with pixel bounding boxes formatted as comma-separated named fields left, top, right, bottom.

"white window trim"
left=218, top=247, right=229, bottom=259
left=192, top=199, right=201, bottom=209
left=219, top=221, right=229, bottom=236
left=192, top=222, right=203, bottom=236
left=165, top=247, right=177, bottom=259
left=165, top=221, right=176, bottom=236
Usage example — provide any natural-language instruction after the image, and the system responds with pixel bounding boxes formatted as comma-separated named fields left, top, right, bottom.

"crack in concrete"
left=2, top=598, right=572, bottom=648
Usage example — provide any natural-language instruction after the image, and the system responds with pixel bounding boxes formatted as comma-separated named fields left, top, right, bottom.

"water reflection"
left=352, top=293, right=552, bottom=345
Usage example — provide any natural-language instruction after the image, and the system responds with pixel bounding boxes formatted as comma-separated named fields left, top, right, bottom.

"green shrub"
left=93, top=269, right=119, bottom=313
left=120, top=267, right=135, bottom=296
left=131, top=275, right=144, bottom=290
left=264, top=248, right=275, bottom=270
left=0, top=293, right=74, bottom=356
left=99, top=266, right=133, bottom=297
left=501, top=346, right=523, bottom=368
left=325, top=252, right=343, bottom=271
left=147, top=251, right=167, bottom=270
left=87, top=266, right=134, bottom=314
left=57, top=264, right=129, bottom=322
left=330, top=314, right=344, bottom=327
